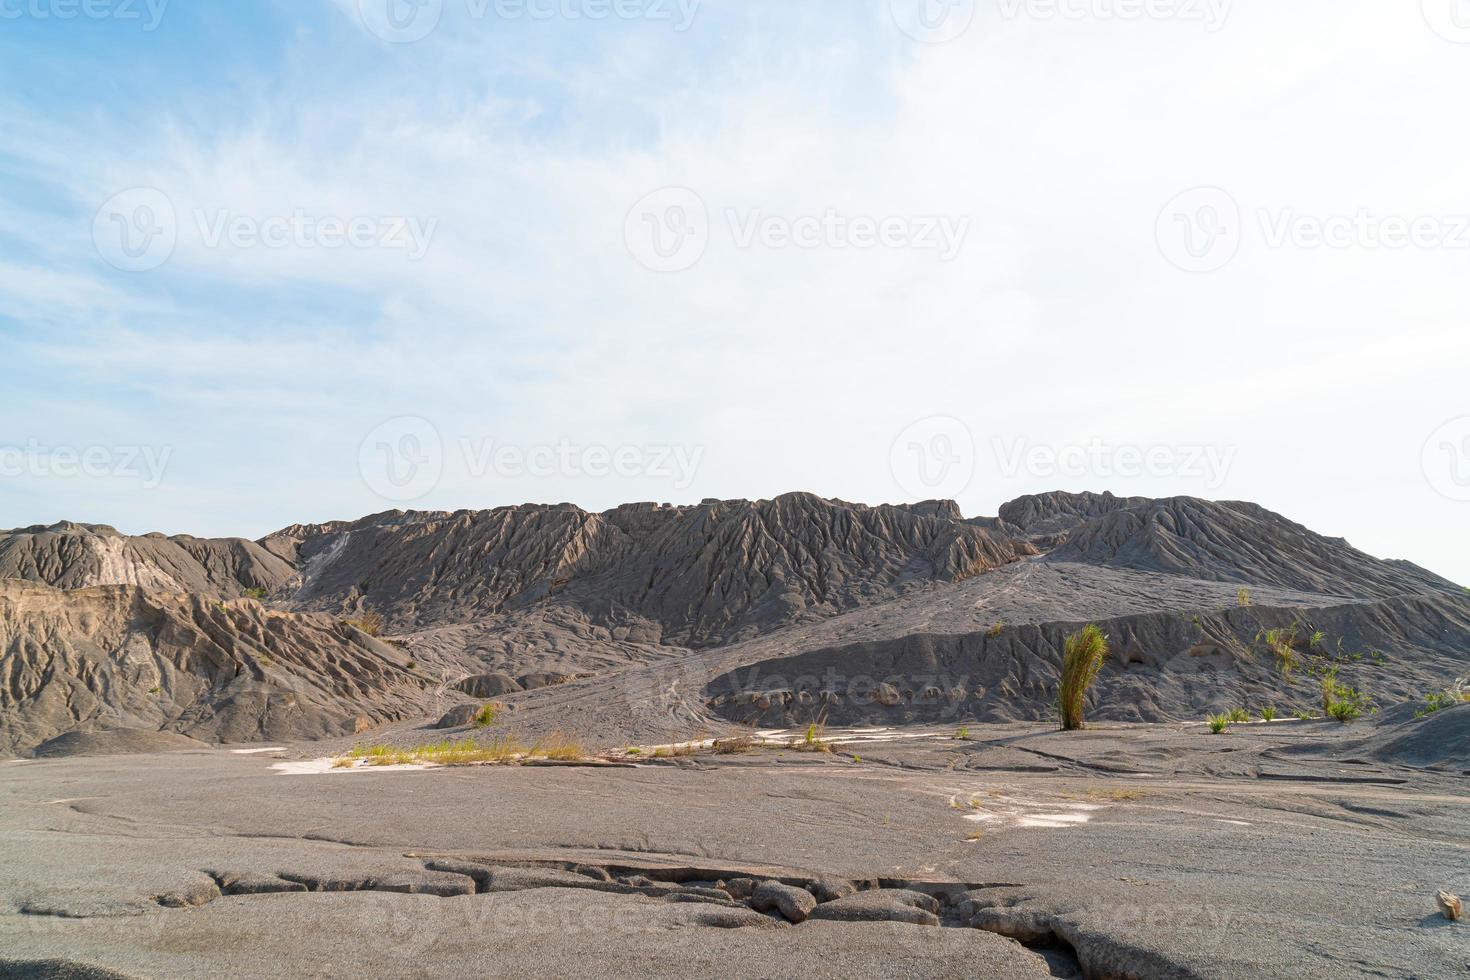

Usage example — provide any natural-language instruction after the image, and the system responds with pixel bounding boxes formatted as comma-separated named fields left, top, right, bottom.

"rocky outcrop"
left=0, top=581, right=432, bottom=756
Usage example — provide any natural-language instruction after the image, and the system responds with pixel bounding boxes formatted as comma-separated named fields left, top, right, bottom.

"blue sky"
left=2, top=0, right=1468, bottom=585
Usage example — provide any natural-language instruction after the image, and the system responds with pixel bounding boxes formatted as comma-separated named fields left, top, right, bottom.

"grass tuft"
left=1260, top=706, right=1277, bottom=722
left=344, top=610, right=384, bottom=637
left=1059, top=625, right=1109, bottom=731
left=472, top=703, right=498, bottom=728
left=1208, top=713, right=1230, bottom=734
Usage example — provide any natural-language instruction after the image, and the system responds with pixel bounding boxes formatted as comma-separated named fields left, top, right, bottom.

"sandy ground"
left=1, top=718, right=1465, bottom=979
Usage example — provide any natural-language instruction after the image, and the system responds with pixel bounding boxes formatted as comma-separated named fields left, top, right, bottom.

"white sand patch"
left=270, top=758, right=439, bottom=776
left=1215, top=818, right=1252, bottom=826
left=230, top=747, right=286, bottom=755
left=1017, top=814, right=1093, bottom=829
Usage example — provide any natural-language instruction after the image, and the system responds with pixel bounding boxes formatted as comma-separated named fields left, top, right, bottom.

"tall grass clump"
left=1059, top=625, right=1109, bottom=731
left=1208, top=714, right=1230, bottom=734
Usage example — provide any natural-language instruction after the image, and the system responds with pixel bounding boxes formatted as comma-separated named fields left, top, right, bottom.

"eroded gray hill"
left=0, top=521, right=294, bottom=597
left=0, top=581, right=431, bottom=755
left=1006, top=492, right=1458, bottom=599
left=271, top=493, right=1037, bottom=644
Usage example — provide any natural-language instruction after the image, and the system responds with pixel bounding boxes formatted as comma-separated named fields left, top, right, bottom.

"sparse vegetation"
left=1259, top=627, right=1300, bottom=678
left=344, top=610, right=385, bottom=637
left=965, top=829, right=985, bottom=841
left=1228, top=708, right=1249, bottom=723
left=1294, top=710, right=1316, bottom=721
left=334, top=732, right=587, bottom=768
left=625, top=747, right=642, bottom=755
left=713, top=736, right=758, bottom=754
left=788, top=722, right=832, bottom=753
left=1237, top=588, right=1251, bottom=607
left=987, top=621, right=1004, bottom=638
left=1208, top=714, right=1230, bottom=734
left=1059, top=625, right=1109, bottom=731
left=243, top=587, right=269, bottom=601
left=1315, top=673, right=1373, bottom=724
left=1260, top=706, right=1277, bottom=722
left=1415, top=679, right=1470, bottom=718
left=472, top=703, right=498, bottom=728
left=954, top=727, right=970, bottom=740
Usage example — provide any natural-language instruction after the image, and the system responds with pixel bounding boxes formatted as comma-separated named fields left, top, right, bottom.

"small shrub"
left=789, top=723, right=831, bottom=753
left=1294, top=710, right=1315, bottom=721
left=1260, top=628, right=1299, bottom=678
left=1415, top=679, right=1470, bottom=718
left=626, top=747, right=642, bottom=755
left=244, top=587, right=269, bottom=601
left=987, top=621, right=1004, bottom=638
left=1237, top=588, right=1251, bottom=607
left=149, top=686, right=161, bottom=695
left=954, top=727, right=970, bottom=740
left=1228, top=708, right=1249, bottom=723
left=713, top=736, right=757, bottom=754
left=472, top=704, right=498, bottom=728
left=965, top=829, right=985, bottom=841
left=1260, top=706, right=1277, bottom=722
left=1208, top=714, right=1230, bottom=734
left=1325, top=684, right=1373, bottom=724
left=530, top=732, right=586, bottom=761
left=345, top=610, right=385, bottom=637
left=1059, top=625, right=1109, bottom=731
left=405, top=660, right=417, bottom=671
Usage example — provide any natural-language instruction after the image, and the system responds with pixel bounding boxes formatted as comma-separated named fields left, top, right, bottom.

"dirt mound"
left=30, top=728, right=209, bottom=759
left=1353, top=703, right=1470, bottom=769
left=0, top=581, right=435, bottom=756
left=0, top=521, right=294, bottom=598
left=271, top=493, right=1036, bottom=644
